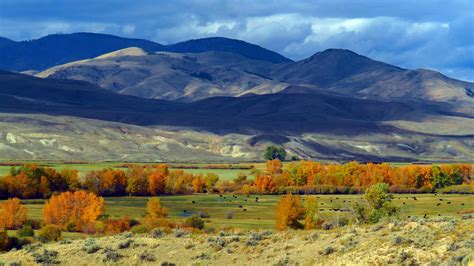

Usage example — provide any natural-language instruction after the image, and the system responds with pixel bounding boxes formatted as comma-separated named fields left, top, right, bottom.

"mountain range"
left=0, top=33, right=473, bottom=162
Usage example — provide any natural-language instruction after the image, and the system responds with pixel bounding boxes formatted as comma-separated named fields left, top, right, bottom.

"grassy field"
left=0, top=162, right=261, bottom=181
left=17, top=194, right=474, bottom=230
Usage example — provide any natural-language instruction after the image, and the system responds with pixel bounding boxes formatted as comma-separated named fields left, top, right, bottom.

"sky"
left=1, top=0, right=473, bottom=81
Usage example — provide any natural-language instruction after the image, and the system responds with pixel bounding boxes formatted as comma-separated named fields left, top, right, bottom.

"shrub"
left=37, top=225, right=62, bottom=243
left=0, top=231, right=10, bottom=251
left=31, top=249, right=60, bottom=264
left=174, top=229, right=187, bottom=238
left=275, top=194, right=305, bottom=230
left=104, top=216, right=132, bottom=234
left=16, top=225, right=34, bottom=238
left=322, top=246, right=335, bottom=255
left=82, top=238, right=101, bottom=254
left=130, top=225, right=148, bottom=234
left=197, top=211, right=210, bottom=218
left=24, top=219, right=43, bottom=230
left=103, top=247, right=122, bottom=262
left=438, top=184, right=474, bottom=194
left=139, top=251, right=156, bottom=262
left=150, top=228, right=165, bottom=238
left=184, top=214, right=205, bottom=230
left=117, top=239, right=133, bottom=249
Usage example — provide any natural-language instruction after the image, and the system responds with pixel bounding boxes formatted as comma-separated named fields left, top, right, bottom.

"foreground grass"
left=1, top=217, right=473, bottom=265
left=18, top=194, right=474, bottom=230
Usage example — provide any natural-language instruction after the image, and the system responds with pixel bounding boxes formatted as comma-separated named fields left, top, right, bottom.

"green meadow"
left=18, top=194, right=474, bottom=230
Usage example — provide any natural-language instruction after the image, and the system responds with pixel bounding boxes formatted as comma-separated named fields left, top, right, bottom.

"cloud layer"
left=1, top=0, right=473, bottom=80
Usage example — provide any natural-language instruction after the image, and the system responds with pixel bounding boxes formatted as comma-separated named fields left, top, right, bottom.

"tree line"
left=0, top=161, right=472, bottom=199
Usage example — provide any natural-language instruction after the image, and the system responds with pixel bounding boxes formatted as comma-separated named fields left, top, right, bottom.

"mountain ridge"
left=0, top=33, right=291, bottom=72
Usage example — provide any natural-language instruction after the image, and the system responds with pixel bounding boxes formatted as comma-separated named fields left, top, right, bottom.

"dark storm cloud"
left=1, top=0, right=473, bottom=80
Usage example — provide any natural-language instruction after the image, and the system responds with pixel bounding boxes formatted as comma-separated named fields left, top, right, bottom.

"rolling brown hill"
left=36, top=44, right=474, bottom=107
left=1, top=70, right=473, bottom=161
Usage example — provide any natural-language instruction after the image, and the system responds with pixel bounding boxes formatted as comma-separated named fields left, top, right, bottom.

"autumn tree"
left=144, top=198, right=168, bottom=230
left=205, top=173, right=219, bottom=192
left=266, top=159, right=283, bottom=175
left=126, top=166, right=149, bottom=196
left=43, top=190, right=105, bottom=230
left=304, top=196, right=319, bottom=229
left=254, top=174, right=277, bottom=193
left=275, top=194, right=305, bottom=230
left=146, top=198, right=168, bottom=218
left=149, top=165, right=169, bottom=196
left=192, top=175, right=206, bottom=193
left=0, top=198, right=27, bottom=229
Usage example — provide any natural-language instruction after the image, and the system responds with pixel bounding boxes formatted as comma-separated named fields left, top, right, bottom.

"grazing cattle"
left=243, top=209, right=247, bottom=211
left=437, top=203, right=441, bottom=206
left=461, top=203, right=465, bottom=206
left=403, top=202, right=406, bottom=205
left=330, top=200, right=333, bottom=202
left=447, top=202, right=451, bottom=204
left=184, top=210, right=187, bottom=212
left=439, top=199, right=443, bottom=201
left=413, top=197, right=417, bottom=200
left=192, top=201, right=196, bottom=204
left=219, top=195, right=223, bottom=197
left=321, top=203, right=324, bottom=205
left=438, top=214, right=441, bottom=216
left=238, top=205, right=243, bottom=208
left=423, top=214, right=427, bottom=218
left=244, top=199, right=248, bottom=202
left=320, top=209, right=324, bottom=211
left=407, top=216, right=411, bottom=218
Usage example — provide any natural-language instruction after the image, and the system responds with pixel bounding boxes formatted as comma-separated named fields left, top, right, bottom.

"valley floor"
left=1, top=217, right=473, bottom=265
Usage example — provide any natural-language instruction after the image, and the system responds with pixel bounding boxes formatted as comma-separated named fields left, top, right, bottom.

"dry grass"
left=1, top=217, right=473, bottom=265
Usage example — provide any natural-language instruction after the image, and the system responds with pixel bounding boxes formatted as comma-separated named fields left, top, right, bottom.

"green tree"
left=263, top=146, right=287, bottom=161
left=353, top=183, right=397, bottom=224
left=205, top=173, right=219, bottom=191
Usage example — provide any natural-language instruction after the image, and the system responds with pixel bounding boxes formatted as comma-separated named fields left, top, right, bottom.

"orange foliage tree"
left=0, top=198, right=27, bottom=229
left=275, top=194, right=305, bottom=230
left=149, top=165, right=169, bottom=196
left=43, top=190, right=105, bottom=230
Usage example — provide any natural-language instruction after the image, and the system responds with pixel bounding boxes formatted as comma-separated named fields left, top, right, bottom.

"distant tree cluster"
left=263, top=146, right=287, bottom=161
left=247, top=160, right=472, bottom=194
left=0, top=164, right=219, bottom=199
left=0, top=161, right=471, bottom=200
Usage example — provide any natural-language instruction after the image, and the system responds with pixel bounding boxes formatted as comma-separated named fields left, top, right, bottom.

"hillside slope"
left=37, top=44, right=474, bottom=106
left=1, top=71, right=473, bottom=161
